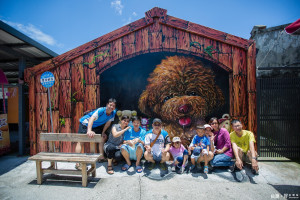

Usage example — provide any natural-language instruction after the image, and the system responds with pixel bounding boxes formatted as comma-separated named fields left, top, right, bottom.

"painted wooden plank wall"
left=28, top=15, right=255, bottom=155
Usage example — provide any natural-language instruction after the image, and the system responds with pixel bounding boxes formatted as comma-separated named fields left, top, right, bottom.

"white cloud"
left=122, top=12, right=138, bottom=25
left=3, top=20, right=63, bottom=47
left=111, top=0, right=124, bottom=15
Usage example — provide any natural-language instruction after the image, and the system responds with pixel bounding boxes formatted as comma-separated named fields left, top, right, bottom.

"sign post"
left=40, top=72, right=55, bottom=133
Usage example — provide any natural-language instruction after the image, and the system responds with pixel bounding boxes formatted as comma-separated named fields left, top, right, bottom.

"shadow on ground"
left=0, top=153, right=29, bottom=176
left=28, top=174, right=101, bottom=188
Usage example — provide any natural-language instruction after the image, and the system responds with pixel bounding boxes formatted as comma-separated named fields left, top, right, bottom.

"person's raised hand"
left=210, top=134, right=215, bottom=142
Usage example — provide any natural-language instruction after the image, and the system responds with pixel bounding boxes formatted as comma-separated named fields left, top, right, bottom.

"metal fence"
left=257, top=77, right=300, bottom=158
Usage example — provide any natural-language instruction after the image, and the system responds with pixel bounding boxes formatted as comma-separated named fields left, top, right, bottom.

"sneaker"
left=204, top=166, right=209, bottom=174
left=235, top=171, right=244, bottom=182
left=179, top=166, right=185, bottom=174
left=171, top=165, right=176, bottom=172
left=148, top=162, right=156, bottom=170
left=159, top=163, right=167, bottom=171
left=229, top=163, right=236, bottom=173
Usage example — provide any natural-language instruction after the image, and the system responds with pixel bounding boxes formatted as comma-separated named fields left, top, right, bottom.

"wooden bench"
left=29, top=133, right=102, bottom=187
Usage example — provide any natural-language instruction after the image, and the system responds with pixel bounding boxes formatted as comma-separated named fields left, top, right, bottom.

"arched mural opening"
left=100, top=52, right=229, bottom=146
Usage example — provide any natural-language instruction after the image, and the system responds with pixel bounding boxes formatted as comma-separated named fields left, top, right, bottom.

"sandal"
left=121, top=163, right=131, bottom=171
left=136, top=165, right=143, bottom=173
left=107, top=166, right=114, bottom=175
left=204, top=166, right=208, bottom=174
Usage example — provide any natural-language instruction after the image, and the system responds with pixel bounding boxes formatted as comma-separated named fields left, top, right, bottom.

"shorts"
left=191, top=149, right=208, bottom=162
left=78, top=123, right=108, bottom=136
left=121, top=143, right=144, bottom=160
left=174, top=149, right=188, bottom=167
left=152, top=152, right=162, bottom=162
left=242, top=152, right=251, bottom=163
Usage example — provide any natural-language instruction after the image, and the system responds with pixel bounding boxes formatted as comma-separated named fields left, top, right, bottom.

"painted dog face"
left=139, top=56, right=224, bottom=142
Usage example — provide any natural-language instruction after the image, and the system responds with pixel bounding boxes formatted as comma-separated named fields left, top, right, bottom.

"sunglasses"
left=153, top=123, right=161, bottom=126
left=174, top=141, right=181, bottom=144
left=210, top=122, right=218, bottom=125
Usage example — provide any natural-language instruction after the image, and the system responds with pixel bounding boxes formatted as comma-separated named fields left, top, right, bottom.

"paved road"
left=0, top=155, right=299, bottom=200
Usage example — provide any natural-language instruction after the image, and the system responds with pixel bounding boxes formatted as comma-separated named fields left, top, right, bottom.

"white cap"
left=172, top=137, right=181, bottom=143
left=204, top=124, right=213, bottom=130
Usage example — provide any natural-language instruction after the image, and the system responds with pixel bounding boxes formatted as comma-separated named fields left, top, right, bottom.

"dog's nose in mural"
left=178, top=104, right=191, bottom=114
left=138, top=55, right=225, bottom=147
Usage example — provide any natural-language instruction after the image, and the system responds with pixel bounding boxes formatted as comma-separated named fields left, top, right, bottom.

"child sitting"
left=204, top=124, right=215, bottom=160
left=188, top=125, right=210, bottom=174
left=169, top=137, right=188, bottom=174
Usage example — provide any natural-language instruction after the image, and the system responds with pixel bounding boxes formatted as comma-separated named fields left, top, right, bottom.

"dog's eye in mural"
left=139, top=55, right=225, bottom=148
left=163, top=95, right=173, bottom=103
left=186, top=91, right=198, bottom=96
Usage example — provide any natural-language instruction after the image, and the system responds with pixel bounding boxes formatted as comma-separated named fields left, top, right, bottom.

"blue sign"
left=40, top=71, right=55, bottom=88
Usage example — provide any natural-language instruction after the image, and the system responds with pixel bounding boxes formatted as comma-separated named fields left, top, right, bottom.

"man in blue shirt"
left=121, top=116, right=146, bottom=173
left=75, top=98, right=117, bottom=165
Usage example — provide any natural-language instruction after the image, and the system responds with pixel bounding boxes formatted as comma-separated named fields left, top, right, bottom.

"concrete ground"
left=0, top=154, right=299, bottom=200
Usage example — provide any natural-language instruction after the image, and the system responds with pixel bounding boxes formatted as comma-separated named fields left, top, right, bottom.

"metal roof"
left=0, top=20, right=58, bottom=84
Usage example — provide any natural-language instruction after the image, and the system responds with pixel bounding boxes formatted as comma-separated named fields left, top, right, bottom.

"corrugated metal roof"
left=0, top=20, right=58, bottom=84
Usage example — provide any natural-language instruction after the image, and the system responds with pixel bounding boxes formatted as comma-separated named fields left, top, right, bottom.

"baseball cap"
left=153, top=118, right=162, bottom=124
left=196, top=125, right=205, bottom=129
left=204, top=124, right=213, bottom=130
left=172, top=137, right=181, bottom=143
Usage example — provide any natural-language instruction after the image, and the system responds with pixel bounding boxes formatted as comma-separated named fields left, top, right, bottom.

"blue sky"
left=0, top=0, right=299, bottom=55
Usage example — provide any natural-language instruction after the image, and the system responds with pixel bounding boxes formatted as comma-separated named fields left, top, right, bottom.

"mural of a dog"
left=138, top=56, right=225, bottom=147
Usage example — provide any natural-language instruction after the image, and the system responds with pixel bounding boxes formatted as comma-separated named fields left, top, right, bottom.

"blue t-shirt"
left=189, top=135, right=210, bottom=149
left=123, top=127, right=146, bottom=141
left=79, top=107, right=116, bottom=128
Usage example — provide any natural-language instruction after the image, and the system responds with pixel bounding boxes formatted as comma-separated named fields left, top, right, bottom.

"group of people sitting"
left=75, top=98, right=259, bottom=176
